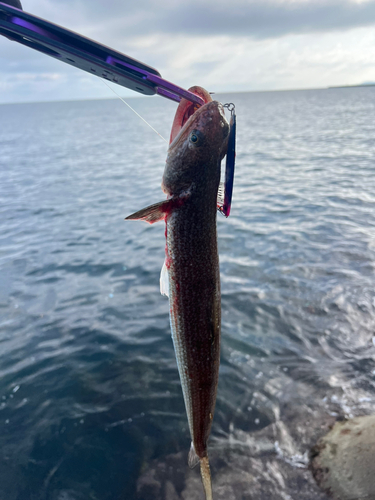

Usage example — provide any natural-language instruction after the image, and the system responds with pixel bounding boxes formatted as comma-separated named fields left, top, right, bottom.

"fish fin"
left=217, top=181, right=224, bottom=207
left=125, top=200, right=171, bottom=224
left=188, top=442, right=200, bottom=469
left=200, top=456, right=213, bottom=500
left=160, top=260, right=169, bottom=297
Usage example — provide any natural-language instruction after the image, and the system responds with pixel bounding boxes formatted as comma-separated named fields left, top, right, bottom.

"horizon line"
left=1, top=82, right=374, bottom=106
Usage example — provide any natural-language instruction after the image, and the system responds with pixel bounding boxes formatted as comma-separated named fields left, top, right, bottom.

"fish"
left=126, top=86, right=230, bottom=500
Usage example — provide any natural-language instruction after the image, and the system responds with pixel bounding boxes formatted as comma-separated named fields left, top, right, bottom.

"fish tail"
left=200, top=455, right=213, bottom=500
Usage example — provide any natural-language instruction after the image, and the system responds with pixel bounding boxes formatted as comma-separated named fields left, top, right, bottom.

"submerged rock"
left=137, top=448, right=329, bottom=500
left=310, top=415, right=375, bottom=500
left=136, top=403, right=333, bottom=500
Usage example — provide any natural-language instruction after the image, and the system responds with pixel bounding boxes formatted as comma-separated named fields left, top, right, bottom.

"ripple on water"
left=1, top=89, right=375, bottom=498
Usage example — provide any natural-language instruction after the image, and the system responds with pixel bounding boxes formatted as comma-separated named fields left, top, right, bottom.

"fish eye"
left=189, top=130, right=203, bottom=146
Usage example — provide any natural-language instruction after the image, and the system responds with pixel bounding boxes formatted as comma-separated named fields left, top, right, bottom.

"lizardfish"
left=126, top=87, right=229, bottom=500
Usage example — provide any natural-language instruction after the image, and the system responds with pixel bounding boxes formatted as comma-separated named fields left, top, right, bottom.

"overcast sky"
left=1, top=0, right=375, bottom=103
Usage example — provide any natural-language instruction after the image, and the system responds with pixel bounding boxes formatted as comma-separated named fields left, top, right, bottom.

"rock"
left=310, top=415, right=375, bottom=500
left=137, top=439, right=329, bottom=500
left=136, top=381, right=338, bottom=499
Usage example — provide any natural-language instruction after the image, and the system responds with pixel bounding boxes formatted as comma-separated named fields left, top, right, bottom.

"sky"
left=1, top=0, right=375, bottom=103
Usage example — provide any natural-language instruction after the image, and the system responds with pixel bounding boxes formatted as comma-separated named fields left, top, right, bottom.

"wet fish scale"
left=126, top=95, right=229, bottom=500
left=166, top=193, right=221, bottom=459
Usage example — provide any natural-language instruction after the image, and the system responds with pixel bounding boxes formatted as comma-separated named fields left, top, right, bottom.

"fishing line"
left=102, top=79, right=168, bottom=143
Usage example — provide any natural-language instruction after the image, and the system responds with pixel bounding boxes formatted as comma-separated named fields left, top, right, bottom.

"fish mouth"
left=169, top=86, right=212, bottom=145
left=168, top=98, right=229, bottom=156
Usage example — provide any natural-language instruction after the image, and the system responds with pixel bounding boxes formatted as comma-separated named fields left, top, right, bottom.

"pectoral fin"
left=160, top=260, right=169, bottom=297
left=125, top=200, right=171, bottom=224
left=125, top=192, right=191, bottom=224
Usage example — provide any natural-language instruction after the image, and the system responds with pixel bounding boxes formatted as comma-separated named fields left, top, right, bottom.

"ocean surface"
left=1, top=87, right=375, bottom=500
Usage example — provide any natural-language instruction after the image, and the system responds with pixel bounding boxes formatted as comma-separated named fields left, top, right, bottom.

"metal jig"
left=218, top=103, right=236, bottom=217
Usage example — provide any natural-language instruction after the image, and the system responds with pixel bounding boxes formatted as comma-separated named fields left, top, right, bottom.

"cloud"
left=138, top=0, right=375, bottom=40
left=151, top=26, right=375, bottom=92
left=1, top=0, right=375, bottom=102
left=23, top=0, right=375, bottom=42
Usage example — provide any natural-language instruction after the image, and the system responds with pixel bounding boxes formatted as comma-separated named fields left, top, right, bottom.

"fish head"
left=162, top=88, right=230, bottom=197
left=169, top=86, right=213, bottom=145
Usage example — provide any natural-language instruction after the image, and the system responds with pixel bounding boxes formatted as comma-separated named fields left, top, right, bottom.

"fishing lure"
left=218, top=103, right=236, bottom=217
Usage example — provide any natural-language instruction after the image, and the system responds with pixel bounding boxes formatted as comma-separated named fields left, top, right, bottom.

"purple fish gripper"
left=0, top=2, right=237, bottom=216
left=0, top=2, right=204, bottom=106
left=105, top=56, right=205, bottom=106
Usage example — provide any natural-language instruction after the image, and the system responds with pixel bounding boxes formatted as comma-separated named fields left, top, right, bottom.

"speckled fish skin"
left=162, top=99, right=229, bottom=496
left=125, top=95, right=230, bottom=499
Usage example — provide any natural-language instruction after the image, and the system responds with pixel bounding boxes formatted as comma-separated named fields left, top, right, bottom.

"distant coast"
left=329, top=82, right=375, bottom=89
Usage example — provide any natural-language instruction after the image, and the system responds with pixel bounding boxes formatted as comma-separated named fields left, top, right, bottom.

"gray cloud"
left=34, top=0, right=375, bottom=39
left=2, top=0, right=375, bottom=103
left=159, top=1, right=375, bottom=38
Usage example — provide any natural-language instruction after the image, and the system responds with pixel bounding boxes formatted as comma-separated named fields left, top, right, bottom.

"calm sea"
left=1, top=87, right=375, bottom=500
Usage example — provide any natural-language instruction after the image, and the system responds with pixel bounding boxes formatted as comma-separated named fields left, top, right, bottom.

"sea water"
left=0, top=87, right=375, bottom=499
